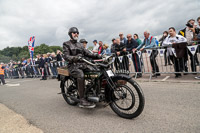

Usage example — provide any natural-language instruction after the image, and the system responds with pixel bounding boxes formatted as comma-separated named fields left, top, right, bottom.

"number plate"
left=106, top=70, right=114, bottom=77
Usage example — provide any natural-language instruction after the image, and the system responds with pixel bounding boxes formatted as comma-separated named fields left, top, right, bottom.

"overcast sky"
left=0, top=0, right=199, bottom=50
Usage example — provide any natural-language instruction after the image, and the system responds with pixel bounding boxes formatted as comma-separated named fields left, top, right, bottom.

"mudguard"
left=59, top=75, right=70, bottom=89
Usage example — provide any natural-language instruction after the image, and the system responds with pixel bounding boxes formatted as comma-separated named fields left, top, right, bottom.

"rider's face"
left=72, top=32, right=79, bottom=40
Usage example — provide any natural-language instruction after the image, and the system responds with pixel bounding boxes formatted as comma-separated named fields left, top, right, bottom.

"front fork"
left=103, top=69, right=125, bottom=100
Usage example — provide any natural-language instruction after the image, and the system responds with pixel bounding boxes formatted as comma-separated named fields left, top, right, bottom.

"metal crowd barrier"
left=4, top=61, right=66, bottom=79
left=4, top=42, right=200, bottom=80
left=110, top=43, right=200, bottom=79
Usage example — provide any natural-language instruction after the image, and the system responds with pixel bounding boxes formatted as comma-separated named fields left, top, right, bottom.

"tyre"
left=61, top=78, right=78, bottom=106
left=110, top=78, right=145, bottom=119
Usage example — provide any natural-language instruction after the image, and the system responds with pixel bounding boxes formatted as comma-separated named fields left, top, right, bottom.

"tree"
left=0, top=43, right=63, bottom=62
left=0, top=55, right=12, bottom=63
left=49, top=46, right=63, bottom=53
left=34, top=43, right=50, bottom=55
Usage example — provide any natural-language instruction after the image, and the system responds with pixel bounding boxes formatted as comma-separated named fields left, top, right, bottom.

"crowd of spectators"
left=1, top=17, right=200, bottom=81
left=84, top=17, right=200, bottom=78
left=1, top=50, right=65, bottom=80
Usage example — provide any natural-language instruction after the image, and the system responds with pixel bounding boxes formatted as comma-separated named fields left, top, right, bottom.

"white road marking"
left=5, top=83, right=20, bottom=87
left=6, top=79, right=38, bottom=84
left=161, top=76, right=170, bottom=81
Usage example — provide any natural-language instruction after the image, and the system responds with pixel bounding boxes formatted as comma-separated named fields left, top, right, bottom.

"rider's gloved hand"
left=96, top=54, right=102, bottom=59
left=74, top=55, right=83, bottom=62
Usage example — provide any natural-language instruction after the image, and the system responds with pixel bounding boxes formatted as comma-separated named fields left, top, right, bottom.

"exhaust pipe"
left=87, top=97, right=99, bottom=103
left=69, top=96, right=80, bottom=103
left=69, top=96, right=99, bottom=103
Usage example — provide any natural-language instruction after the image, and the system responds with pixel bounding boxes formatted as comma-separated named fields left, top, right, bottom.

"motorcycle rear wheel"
left=61, top=78, right=78, bottom=106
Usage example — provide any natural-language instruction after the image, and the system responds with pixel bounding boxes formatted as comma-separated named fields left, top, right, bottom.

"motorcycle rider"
left=63, top=27, right=101, bottom=108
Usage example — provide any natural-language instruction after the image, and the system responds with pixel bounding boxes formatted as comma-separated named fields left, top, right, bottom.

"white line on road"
left=6, top=79, right=38, bottom=84
left=5, top=83, right=20, bottom=87
left=161, top=76, right=170, bottom=81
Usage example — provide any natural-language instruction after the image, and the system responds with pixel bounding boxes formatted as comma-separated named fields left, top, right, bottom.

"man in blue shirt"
left=133, top=30, right=160, bottom=77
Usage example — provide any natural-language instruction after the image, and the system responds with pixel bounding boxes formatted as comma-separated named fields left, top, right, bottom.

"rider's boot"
left=77, top=78, right=95, bottom=108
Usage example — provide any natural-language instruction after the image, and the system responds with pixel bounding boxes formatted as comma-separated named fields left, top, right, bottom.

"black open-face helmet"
left=68, top=27, right=79, bottom=39
left=79, top=39, right=88, bottom=43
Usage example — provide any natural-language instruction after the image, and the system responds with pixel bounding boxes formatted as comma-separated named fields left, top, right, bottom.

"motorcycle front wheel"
left=110, top=78, right=145, bottom=119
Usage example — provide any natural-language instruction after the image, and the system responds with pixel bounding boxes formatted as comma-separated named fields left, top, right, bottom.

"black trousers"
left=0, top=75, right=5, bottom=84
left=114, top=55, right=129, bottom=71
left=132, top=53, right=142, bottom=73
left=188, top=50, right=197, bottom=72
left=169, top=55, right=186, bottom=76
left=164, top=49, right=171, bottom=65
left=68, top=65, right=87, bottom=99
left=40, top=68, right=47, bottom=79
left=150, top=50, right=159, bottom=73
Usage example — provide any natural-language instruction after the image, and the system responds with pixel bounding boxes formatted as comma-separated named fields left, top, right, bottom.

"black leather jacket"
left=63, top=40, right=100, bottom=69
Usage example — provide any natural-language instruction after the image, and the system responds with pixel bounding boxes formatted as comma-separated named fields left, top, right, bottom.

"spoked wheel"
left=110, top=79, right=145, bottom=119
left=61, top=78, right=78, bottom=106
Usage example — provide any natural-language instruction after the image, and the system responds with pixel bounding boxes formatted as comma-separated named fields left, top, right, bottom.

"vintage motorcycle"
left=58, top=55, right=145, bottom=119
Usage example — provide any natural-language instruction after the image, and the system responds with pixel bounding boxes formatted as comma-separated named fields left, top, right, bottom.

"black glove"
left=73, top=56, right=82, bottom=62
left=96, top=54, right=102, bottom=59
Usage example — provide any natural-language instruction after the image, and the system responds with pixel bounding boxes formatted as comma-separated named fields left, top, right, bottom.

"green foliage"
left=0, top=44, right=62, bottom=62
left=0, top=55, right=12, bottom=63
left=88, top=46, right=93, bottom=50
left=50, top=46, right=63, bottom=53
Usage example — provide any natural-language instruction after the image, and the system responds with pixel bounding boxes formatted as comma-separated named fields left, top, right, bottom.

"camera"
left=195, top=27, right=200, bottom=34
left=186, top=22, right=193, bottom=28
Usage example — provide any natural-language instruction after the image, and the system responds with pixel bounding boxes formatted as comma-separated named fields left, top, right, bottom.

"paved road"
left=0, top=78, right=200, bottom=133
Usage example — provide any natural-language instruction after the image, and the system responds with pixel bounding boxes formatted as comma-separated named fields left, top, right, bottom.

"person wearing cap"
left=79, top=39, right=88, bottom=49
left=119, top=32, right=127, bottom=44
left=0, top=63, right=6, bottom=85
left=101, top=44, right=111, bottom=55
left=111, top=38, right=117, bottom=53
left=92, top=40, right=99, bottom=53
left=80, top=39, right=93, bottom=53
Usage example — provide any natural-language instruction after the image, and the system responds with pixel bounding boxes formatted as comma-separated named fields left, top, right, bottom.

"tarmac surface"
left=0, top=103, right=43, bottom=133
left=0, top=75, right=200, bottom=133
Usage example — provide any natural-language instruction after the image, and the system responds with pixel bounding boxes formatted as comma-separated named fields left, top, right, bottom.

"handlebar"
left=82, top=58, right=97, bottom=66
left=80, top=55, right=114, bottom=67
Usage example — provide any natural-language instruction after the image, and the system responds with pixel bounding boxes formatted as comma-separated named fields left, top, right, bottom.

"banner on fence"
left=146, top=50, right=152, bottom=57
left=187, top=45, right=198, bottom=55
left=127, top=54, right=132, bottom=60
left=158, top=49, right=165, bottom=57
left=118, top=56, right=123, bottom=63
left=137, top=51, right=142, bottom=58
